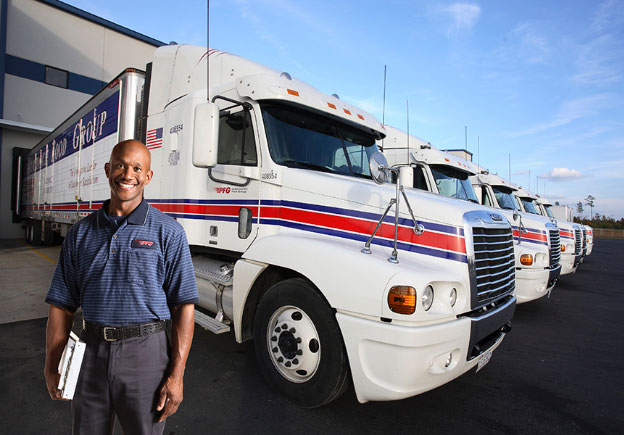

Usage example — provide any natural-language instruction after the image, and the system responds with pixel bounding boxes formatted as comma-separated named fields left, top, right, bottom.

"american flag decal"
left=146, top=127, right=163, bottom=149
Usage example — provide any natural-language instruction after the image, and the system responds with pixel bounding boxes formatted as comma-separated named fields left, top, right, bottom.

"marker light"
left=327, top=102, right=337, bottom=109
left=422, top=285, right=434, bottom=311
left=388, top=286, right=416, bottom=314
left=449, top=288, right=457, bottom=307
left=287, top=89, right=299, bottom=96
left=561, top=244, right=565, bottom=252
left=520, top=254, right=533, bottom=266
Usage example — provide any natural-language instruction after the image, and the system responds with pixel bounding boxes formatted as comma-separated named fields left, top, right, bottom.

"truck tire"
left=253, top=278, right=349, bottom=408
left=26, top=220, right=42, bottom=246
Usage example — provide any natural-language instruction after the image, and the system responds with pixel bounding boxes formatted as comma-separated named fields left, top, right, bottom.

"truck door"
left=207, top=104, right=261, bottom=252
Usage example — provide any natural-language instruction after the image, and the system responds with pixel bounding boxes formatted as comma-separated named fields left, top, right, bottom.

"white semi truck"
left=15, top=45, right=517, bottom=406
left=380, top=126, right=560, bottom=304
left=535, top=196, right=593, bottom=258
left=514, top=188, right=583, bottom=274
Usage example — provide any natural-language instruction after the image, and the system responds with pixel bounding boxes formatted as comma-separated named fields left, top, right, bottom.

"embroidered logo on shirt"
left=131, top=239, right=157, bottom=249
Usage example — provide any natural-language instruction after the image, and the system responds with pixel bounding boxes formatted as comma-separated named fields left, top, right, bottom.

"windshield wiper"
left=281, top=160, right=336, bottom=174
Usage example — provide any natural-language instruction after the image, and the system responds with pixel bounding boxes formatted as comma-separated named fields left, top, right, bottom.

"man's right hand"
left=44, top=366, right=67, bottom=400
left=44, top=305, right=74, bottom=401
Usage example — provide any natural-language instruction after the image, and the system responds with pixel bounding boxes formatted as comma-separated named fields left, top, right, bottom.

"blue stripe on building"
left=5, top=54, right=107, bottom=95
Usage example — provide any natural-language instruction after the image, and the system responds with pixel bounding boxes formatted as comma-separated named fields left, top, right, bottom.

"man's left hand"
left=156, top=375, right=183, bottom=422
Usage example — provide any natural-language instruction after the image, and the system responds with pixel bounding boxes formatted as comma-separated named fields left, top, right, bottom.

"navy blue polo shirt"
left=46, top=199, right=199, bottom=325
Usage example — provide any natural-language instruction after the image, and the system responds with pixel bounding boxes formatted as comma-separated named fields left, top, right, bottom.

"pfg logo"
left=216, top=187, right=231, bottom=194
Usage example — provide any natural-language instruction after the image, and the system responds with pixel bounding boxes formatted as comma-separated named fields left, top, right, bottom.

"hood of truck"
left=278, top=167, right=503, bottom=239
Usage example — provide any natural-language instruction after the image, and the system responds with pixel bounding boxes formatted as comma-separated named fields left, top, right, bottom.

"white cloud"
left=541, top=168, right=584, bottom=181
left=510, top=94, right=614, bottom=136
left=438, top=3, right=481, bottom=35
left=572, top=34, right=622, bottom=85
left=591, top=0, right=624, bottom=34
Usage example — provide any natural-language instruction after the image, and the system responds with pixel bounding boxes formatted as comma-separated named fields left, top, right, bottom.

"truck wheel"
left=25, top=220, right=42, bottom=245
left=253, top=278, right=349, bottom=408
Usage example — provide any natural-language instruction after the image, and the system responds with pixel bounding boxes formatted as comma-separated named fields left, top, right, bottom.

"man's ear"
left=104, top=162, right=110, bottom=177
left=145, top=170, right=154, bottom=185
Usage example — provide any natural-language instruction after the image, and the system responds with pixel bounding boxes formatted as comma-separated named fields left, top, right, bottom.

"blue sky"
left=65, top=0, right=623, bottom=219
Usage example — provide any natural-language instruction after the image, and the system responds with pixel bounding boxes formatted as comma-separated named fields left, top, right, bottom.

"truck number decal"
left=170, top=124, right=183, bottom=134
left=262, top=170, right=278, bottom=180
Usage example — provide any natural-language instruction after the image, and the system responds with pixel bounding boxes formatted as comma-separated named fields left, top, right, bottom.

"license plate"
left=476, top=350, right=493, bottom=373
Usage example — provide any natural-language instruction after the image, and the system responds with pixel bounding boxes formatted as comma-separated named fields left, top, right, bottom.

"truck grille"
left=549, top=229, right=561, bottom=268
left=574, top=229, right=582, bottom=255
left=582, top=228, right=587, bottom=255
left=473, top=227, right=515, bottom=303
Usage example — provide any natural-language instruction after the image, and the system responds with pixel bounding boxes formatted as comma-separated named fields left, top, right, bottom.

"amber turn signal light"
left=561, top=244, right=565, bottom=252
left=388, top=286, right=416, bottom=314
left=520, top=254, right=533, bottom=266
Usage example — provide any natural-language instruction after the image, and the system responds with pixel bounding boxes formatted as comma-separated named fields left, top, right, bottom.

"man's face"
left=105, top=142, right=153, bottom=207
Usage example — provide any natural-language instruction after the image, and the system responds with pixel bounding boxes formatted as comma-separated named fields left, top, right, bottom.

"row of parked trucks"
left=12, top=45, right=591, bottom=407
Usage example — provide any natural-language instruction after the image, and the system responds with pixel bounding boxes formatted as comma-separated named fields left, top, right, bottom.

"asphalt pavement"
left=1, top=238, right=622, bottom=434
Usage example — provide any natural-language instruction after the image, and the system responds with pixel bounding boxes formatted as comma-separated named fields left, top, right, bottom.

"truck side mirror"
left=193, top=102, right=220, bottom=168
left=398, top=166, right=414, bottom=188
left=369, top=152, right=390, bottom=184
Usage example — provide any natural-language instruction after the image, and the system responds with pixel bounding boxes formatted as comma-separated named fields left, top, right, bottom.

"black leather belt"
left=84, top=320, right=166, bottom=342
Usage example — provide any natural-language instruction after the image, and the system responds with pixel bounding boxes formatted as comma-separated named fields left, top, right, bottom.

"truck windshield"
left=430, top=165, right=478, bottom=203
left=491, top=186, right=518, bottom=210
left=261, top=103, right=377, bottom=178
left=543, top=204, right=554, bottom=218
left=520, top=197, right=539, bottom=214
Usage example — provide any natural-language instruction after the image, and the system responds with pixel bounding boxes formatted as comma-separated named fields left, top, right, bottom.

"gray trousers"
left=72, top=329, right=170, bottom=435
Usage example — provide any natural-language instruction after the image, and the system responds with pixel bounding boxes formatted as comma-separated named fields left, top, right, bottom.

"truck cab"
left=514, top=188, right=582, bottom=275
left=380, top=126, right=560, bottom=304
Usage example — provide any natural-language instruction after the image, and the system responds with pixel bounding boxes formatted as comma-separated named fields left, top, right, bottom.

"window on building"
left=45, top=66, right=68, bottom=88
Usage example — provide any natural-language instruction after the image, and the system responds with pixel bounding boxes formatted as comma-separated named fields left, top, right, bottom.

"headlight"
left=449, top=288, right=457, bottom=307
left=520, top=254, right=533, bottom=266
left=388, top=286, right=416, bottom=314
left=422, top=285, right=434, bottom=311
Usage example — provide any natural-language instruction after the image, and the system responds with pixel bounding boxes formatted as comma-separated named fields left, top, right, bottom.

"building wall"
left=1, top=0, right=163, bottom=238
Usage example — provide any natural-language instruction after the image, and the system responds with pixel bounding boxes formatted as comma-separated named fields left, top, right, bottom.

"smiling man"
left=44, top=140, right=198, bottom=435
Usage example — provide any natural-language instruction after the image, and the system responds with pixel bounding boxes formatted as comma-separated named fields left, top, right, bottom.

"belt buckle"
left=103, top=327, right=118, bottom=342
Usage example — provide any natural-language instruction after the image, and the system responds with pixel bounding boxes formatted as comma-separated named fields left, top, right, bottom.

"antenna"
left=477, top=136, right=480, bottom=168
left=406, top=99, right=410, bottom=162
left=465, top=126, right=467, bottom=150
left=381, top=65, right=387, bottom=151
left=508, top=154, right=511, bottom=180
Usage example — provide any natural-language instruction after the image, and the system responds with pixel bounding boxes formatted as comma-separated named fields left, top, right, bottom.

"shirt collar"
left=97, top=199, right=149, bottom=228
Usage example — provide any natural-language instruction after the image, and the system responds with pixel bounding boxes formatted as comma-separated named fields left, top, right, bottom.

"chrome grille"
left=472, top=227, right=515, bottom=303
left=582, top=228, right=587, bottom=255
left=549, top=229, right=561, bottom=268
left=574, top=229, right=582, bottom=255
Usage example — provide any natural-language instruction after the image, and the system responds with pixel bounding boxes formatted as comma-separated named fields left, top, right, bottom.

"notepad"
left=57, top=331, right=86, bottom=400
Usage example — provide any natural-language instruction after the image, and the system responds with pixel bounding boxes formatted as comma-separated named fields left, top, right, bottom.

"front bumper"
left=336, top=297, right=515, bottom=403
left=515, top=265, right=559, bottom=304
left=560, top=253, right=578, bottom=275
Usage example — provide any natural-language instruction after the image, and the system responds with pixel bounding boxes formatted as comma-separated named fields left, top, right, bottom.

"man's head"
left=105, top=140, right=153, bottom=214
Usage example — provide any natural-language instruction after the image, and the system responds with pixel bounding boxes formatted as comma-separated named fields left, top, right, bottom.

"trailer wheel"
left=25, top=220, right=42, bottom=245
left=253, top=278, right=349, bottom=408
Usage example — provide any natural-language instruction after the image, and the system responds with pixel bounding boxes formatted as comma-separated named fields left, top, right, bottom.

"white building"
left=0, top=0, right=164, bottom=238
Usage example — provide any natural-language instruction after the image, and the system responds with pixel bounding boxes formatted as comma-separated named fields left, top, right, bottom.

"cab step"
left=194, top=309, right=231, bottom=334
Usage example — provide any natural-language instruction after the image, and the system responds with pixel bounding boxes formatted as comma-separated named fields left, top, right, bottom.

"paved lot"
left=0, top=238, right=622, bottom=434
